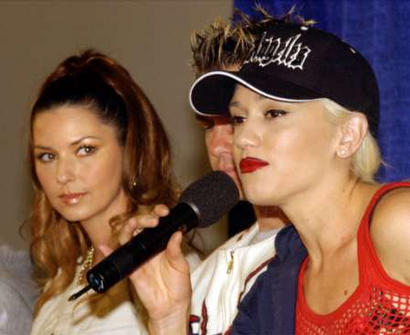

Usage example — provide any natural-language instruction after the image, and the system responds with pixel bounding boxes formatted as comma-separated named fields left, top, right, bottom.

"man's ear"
left=336, top=112, right=368, bottom=158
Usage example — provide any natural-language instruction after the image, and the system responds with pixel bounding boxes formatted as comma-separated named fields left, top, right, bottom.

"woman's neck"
left=281, top=176, right=378, bottom=265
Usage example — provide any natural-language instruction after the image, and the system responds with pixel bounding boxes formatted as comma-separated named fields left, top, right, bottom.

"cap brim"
left=189, top=70, right=323, bottom=116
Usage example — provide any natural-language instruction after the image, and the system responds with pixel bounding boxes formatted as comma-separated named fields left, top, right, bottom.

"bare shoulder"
left=370, top=185, right=410, bottom=284
left=372, top=186, right=410, bottom=227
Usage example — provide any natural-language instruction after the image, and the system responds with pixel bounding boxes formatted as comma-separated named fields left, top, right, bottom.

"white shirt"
left=189, top=223, right=281, bottom=335
left=30, top=267, right=147, bottom=335
left=31, top=244, right=201, bottom=335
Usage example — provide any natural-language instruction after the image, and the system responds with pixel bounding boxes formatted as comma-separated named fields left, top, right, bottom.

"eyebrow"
left=229, top=100, right=241, bottom=109
left=33, top=136, right=101, bottom=150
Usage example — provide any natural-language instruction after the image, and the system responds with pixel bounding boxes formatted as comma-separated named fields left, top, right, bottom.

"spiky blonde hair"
left=190, top=17, right=250, bottom=77
left=190, top=5, right=316, bottom=77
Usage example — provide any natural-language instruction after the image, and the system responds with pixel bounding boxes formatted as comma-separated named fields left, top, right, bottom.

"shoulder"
left=0, top=280, right=33, bottom=334
left=370, top=184, right=410, bottom=283
left=371, top=185, right=410, bottom=234
left=0, top=279, right=29, bottom=306
left=0, top=246, right=38, bottom=307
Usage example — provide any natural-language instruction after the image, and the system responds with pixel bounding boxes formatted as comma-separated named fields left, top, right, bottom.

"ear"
left=336, top=112, right=368, bottom=158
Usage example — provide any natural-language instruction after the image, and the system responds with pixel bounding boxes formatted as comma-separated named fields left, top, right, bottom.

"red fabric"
left=296, top=182, right=410, bottom=334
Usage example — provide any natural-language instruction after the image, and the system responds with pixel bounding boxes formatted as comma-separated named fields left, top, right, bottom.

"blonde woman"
left=126, top=19, right=410, bottom=334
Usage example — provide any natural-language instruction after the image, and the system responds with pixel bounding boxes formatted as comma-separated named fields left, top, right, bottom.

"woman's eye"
left=231, top=115, right=246, bottom=125
left=36, top=152, right=55, bottom=163
left=265, top=109, right=287, bottom=118
left=77, top=145, right=96, bottom=156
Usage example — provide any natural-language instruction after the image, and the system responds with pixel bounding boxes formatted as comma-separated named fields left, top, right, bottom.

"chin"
left=59, top=212, right=87, bottom=223
left=242, top=186, right=274, bottom=207
left=54, top=206, right=91, bottom=223
left=246, top=197, right=274, bottom=207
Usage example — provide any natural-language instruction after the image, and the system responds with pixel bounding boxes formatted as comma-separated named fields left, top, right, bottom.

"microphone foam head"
left=180, top=171, right=239, bottom=228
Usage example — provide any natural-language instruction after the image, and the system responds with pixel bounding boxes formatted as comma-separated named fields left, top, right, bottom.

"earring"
left=339, top=149, right=347, bottom=157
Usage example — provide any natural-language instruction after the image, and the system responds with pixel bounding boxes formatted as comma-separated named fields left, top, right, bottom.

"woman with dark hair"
left=28, top=50, right=199, bottom=334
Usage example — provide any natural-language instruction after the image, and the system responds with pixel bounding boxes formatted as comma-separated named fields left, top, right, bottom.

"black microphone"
left=69, top=171, right=239, bottom=300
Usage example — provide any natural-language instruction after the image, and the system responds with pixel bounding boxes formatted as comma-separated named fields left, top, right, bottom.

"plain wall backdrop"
left=0, top=0, right=232, bottom=250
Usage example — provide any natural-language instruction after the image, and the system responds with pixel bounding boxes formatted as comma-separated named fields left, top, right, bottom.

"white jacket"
left=189, top=223, right=281, bottom=335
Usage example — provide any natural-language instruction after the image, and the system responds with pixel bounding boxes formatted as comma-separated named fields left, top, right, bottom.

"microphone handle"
left=86, top=202, right=198, bottom=293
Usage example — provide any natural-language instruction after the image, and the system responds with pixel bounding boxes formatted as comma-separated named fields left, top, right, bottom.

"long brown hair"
left=29, top=50, right=179, bottom=315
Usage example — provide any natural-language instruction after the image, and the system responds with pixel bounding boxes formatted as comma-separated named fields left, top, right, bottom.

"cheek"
left=271, top=125, right=335, bottom=178
left=35, top=165, right=54, bottom=193
left=205, top=130, right=219, bottom=156
left=205, top=131, right=224, bottom=169
left=273, top=130, right=306, bottom=157
left=275, top=124, right=327, bottom=155
left=204, top=130, right=213, bottom=148
left=207, top=156, right=218, bottom=171
left=205, top=132, right=215, bottom=160
left=83, top=151, right=123, bottom=190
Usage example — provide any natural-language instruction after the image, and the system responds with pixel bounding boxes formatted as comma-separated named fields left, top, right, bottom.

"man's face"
left=197, top=64, right=243, bottom=193
left=198, top=116, right=242, bottom=195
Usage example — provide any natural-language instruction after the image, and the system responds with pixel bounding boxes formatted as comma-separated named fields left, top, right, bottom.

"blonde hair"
left=190, top=17, right=251, bottom=77
left=190, top=6, right=315, bottom=77
left=320, top=98, right=382, bottom=183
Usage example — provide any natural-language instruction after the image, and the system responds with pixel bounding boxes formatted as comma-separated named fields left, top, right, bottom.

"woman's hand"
left=101, top=204, right=191, bottom=334
left=113, top=205, right=169, bottom=239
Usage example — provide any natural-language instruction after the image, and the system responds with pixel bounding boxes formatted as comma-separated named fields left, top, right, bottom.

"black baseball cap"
left=189, top=22, right=379, bottom=137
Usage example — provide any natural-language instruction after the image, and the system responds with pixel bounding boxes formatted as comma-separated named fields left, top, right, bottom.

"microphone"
left=69, top=171, right=239, bottom=300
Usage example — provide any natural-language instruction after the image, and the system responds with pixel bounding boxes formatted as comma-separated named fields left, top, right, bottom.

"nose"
left=207, top=124, right=233, bottom=157
left=56, top=158, right=75, bottom=185
left=234, top=119, right=260, bottom=150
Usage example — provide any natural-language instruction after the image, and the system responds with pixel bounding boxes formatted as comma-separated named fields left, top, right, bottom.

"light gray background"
left=0, top=0, right=232, bottom=250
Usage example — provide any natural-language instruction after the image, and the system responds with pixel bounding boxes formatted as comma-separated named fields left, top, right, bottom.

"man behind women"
left=186, top=16, right=288, bottom=334
left=28, top=50, right=200, bottom=334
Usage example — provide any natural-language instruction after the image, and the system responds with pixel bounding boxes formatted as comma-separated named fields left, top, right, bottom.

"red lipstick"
left=239, top=157, right=269, bottom=174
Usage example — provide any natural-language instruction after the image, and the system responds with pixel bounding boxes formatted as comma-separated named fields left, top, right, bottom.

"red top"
left=296, top=182, right=410, bottom=334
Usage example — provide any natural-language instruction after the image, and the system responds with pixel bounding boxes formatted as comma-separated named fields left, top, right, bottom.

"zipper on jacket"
left=227, top=250, right=234, bottom=274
